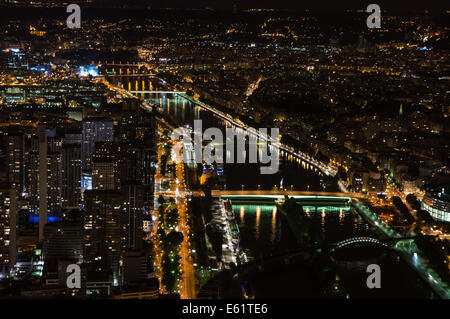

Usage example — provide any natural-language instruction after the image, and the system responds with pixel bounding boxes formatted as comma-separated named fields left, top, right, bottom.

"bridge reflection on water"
left=223, top=195, right=371, bottom=258
left=224, top=195, right=437, bottom=298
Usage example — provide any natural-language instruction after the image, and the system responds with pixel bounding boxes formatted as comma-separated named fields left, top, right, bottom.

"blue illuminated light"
left=82, top=173, right=93, bottom=190
left=78, top=65, right=99, bottom=77
left=29, top=216, right=60, bottom=223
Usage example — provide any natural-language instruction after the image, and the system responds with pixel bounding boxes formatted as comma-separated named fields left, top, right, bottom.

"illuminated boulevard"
left=154, top=124, right=196, bottom=299
left=175, top=162, right=196, bottom=299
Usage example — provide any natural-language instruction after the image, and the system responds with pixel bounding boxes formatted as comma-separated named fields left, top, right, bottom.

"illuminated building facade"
left=422, top=188, right=450, bottom=223
left=0, top=185, right=17, bottom=278
left=82, top=119, right=114, bottom=170
left=83, top=190, right=125, bottom=284
left=61, top=144, right=82, bottom=208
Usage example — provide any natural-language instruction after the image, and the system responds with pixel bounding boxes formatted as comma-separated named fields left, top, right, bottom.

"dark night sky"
left=145, top=0, right=447, bottom=11
left=2, top=1, right=447, bottom=12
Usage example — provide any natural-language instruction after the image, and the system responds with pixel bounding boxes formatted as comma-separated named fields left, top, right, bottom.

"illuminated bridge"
left=104, top=63, right=146, bottom=67
left=212, top=191, right=402, bottom=241
left=332, top=237, right=389, bottom=252
left=129, top=91, right=186, bottom=94
left=330, top=236, right=416, bottom=253
left=105, top=74, right=157, bottom=77
left=210, top=190, right=364, bottom=199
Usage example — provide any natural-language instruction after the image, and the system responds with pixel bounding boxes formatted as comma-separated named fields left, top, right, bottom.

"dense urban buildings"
left=0, top=0, right=448, bottom=301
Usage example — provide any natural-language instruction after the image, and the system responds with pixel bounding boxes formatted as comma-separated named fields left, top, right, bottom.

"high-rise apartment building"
left=38, top=130, right=48, bottom=242
left=92, top=158, right=119, bottom=190
left=4, top=132, right=26, bottom=196
left=0, top=185, right=17, bottom=278
left=62, top=144, right=82, bottom=208
left=83, top=190, right=124, bottom=283
left=82, top=119, right=114, bottom=170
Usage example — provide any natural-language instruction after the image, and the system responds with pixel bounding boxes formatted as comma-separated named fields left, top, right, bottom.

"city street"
left=154, top=127, right=196, bottom=298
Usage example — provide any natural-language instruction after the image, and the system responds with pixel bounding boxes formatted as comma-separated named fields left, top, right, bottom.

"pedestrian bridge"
left=332, top=237, right=389, bottom=251
left=330, top=236, right=416, bottom=253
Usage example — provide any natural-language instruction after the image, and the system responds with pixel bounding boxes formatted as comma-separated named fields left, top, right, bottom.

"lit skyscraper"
left=38, top=130, right=48, bottom=243
left=0, top=185, right=18, bottom=278
left=82, top=119, right=114, bottom=170
left=62, top=144, right=82, bottom=208
left=4, top=132, right=25, bottom=196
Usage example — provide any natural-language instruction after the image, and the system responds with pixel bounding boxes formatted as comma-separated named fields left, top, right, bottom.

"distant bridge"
left=105, top=74, right=158, bottom=77
left=104, top=63, right=145, bottom=67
